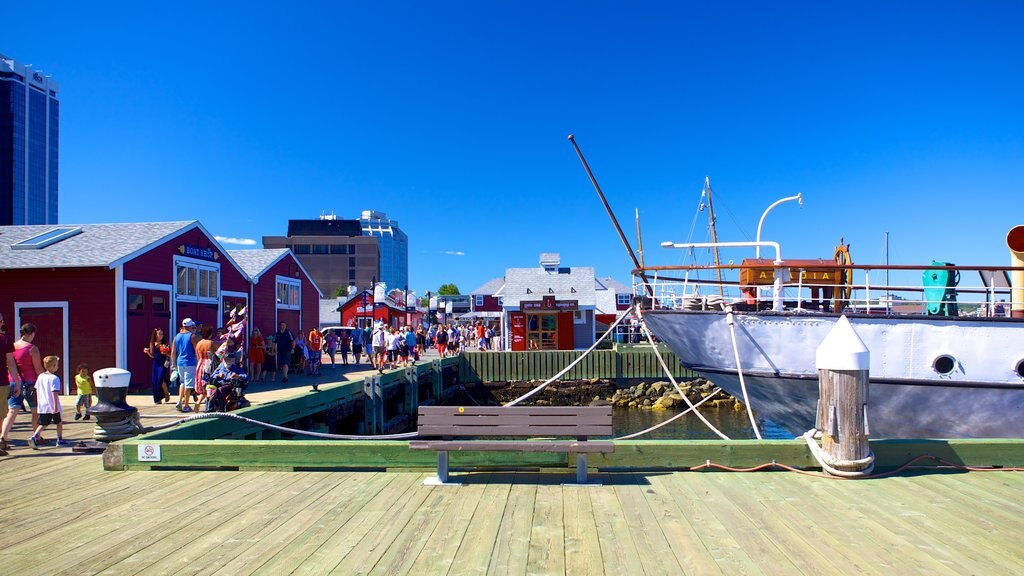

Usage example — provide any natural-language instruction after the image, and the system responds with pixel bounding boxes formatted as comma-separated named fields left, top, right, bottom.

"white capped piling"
left=812, top=316, right=874, bottom=476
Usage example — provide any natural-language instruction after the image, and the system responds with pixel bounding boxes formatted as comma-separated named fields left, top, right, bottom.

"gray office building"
left=0, top=54, right=59, bottom=225
left=359, top=210, right=408, bottom=292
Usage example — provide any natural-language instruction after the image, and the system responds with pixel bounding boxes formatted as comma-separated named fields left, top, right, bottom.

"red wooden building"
left=228, top=249, right=321, bottom=337
left=0, top=222, right=316, bottom=392
left=336, top=289, right=421, bottom=329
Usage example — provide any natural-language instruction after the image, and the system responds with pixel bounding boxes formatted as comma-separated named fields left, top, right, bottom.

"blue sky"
left=6, top=2, right=1024, bottom=296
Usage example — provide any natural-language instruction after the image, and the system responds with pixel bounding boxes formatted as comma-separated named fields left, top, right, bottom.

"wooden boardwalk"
left=0, top=453, right=1021, bottom=574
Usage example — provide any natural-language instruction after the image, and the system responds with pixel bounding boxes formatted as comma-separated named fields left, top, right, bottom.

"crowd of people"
left=0, top=308, right=503, bottom=453
left=427, top=321, right=499, bottom=357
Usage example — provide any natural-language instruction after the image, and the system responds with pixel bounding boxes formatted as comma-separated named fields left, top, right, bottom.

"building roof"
left=227, top=248, right=291, bottom=278
left=596, top=276, right=631, bottom=294
left=226, top=248, right=323, bottom=296
left=470, top=277, right=505, bottom=296
left=0, top=221, right=198, bottom=269
left=502, top=265, right=597, bottom=308
left=319, top=298, right=343, bottom=326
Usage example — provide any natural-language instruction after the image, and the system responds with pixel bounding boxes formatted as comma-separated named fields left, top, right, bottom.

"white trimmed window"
left=617, top=294, right=631, bottom=306
left=277, top=277, right=301, bottom=309
left=175, top=261, right=219, bottom=302
left=475, top=295, right=484, bottom=307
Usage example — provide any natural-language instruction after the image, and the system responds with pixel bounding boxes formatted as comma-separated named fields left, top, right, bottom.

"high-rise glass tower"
left=0, top=54, right=59, bottom=226
left=360, top=210, right=408, bottom=291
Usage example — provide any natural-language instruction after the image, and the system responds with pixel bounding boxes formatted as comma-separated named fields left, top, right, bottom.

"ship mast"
left=704, top=176, right=725, bottom=297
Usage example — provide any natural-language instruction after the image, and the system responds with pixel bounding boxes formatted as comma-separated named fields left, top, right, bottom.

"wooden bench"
left=409, top=405, right=614, bottom=485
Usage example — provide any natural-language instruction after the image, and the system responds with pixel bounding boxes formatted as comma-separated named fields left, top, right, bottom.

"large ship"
left=638, top=226, right=1024, bottom=438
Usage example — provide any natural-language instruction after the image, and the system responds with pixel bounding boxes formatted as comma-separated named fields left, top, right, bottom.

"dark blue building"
left=0, top=53, right=59, bottom=226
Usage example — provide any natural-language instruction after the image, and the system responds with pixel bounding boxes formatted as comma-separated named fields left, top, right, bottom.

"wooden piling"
left=814, top=315, right=873, bottom=475
left=817, top=368, right=871, bottom=465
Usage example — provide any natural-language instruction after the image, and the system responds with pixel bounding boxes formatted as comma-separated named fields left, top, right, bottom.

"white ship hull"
left=643, top=311, right=1024, bottom=438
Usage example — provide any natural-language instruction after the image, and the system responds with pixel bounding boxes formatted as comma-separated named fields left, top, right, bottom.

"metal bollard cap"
left=815, top=316, right=870, bottom=371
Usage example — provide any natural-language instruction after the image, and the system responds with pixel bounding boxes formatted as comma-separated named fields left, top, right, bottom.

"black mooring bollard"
left=88, top=368, right=144, bottom=442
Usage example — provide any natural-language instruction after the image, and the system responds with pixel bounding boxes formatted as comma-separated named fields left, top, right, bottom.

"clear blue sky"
left=6, top=2, right=1024, bottom=296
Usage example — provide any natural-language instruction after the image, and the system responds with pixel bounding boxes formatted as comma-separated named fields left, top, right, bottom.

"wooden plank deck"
left=0, top=454, right=1021, bottom=574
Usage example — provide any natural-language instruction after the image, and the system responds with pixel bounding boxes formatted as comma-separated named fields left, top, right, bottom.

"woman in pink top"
left=1, top=323, right=46, bottom=449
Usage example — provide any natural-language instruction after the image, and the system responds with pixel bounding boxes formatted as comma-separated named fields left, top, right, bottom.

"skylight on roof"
left=12, top=227, right=83, bottom=250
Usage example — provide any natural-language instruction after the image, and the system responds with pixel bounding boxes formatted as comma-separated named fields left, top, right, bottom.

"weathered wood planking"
left=1, top=455, right=1024, bottom=574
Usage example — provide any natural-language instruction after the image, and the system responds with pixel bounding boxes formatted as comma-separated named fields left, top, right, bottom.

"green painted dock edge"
left=107, top=438, right=1024, bottom=472
left=142, top=356, right=462, bottom=441
left=459, top=345, right=695, bottom=383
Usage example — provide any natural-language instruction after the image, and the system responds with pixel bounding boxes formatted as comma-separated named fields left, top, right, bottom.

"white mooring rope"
left=614, top=387, right=723, bottom=440
left=725, top=306, right=763, bottom=439
left=504, top=305, right=634, bottom=407
left=802, top=429, right=875, bottom=478
left=142, top=411, right=420, bottom=440
left=636, top=308, right=731, bottom=440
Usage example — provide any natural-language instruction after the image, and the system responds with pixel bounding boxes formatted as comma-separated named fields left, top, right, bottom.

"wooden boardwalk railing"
left=458, top=346, right=694, bottom=383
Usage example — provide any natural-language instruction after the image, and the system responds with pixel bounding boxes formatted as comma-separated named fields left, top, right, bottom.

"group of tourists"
left=0, top=312, right=91, bottom=454
left=428, top=321, right=498, bottom=357
left=369, top=324, right=421, bottom=374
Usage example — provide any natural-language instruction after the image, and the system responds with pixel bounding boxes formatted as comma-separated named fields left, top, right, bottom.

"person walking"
left=249, top=328, right=265, bottom=383
left=350, top=324, right=363, bottom=366
left=263, top=333, right=277, bottom=383
left=193, top=326, right=216, bottom=412
left=0, top=313, right=26, bottom=454
left=275, top=322, right=295, bottom=383
left=415, top=326, right=426, bottom=356
left=145, top=328, right=171, bottom=404
left=27, top=355, right=65, bottom=449
left=169, top=318, right=199, bottom=412
left=73, top=363, right=94, bottom=420
left=2, top=323, right=47, bottom=446
left=324, top=329, right=339, bottom=368
left=435, top=324, right=448, bottom=357
left=371, top=323, right=387, bottom=373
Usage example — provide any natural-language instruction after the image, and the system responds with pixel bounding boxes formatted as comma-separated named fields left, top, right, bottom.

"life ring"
left=833, top=242, right=853, bottom=312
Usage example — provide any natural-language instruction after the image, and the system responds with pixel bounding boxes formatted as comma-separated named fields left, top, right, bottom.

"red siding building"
left=228, top=249, right=321, bottom=338
left=1, top=221, right=252, bottom=391
left=337, top=289, right=420, bottom=329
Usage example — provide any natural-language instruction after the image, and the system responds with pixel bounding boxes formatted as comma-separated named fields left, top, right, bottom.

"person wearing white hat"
left=169, top=318, right=200, bottom=412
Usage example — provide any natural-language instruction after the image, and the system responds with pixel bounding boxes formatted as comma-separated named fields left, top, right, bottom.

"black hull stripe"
left=688, top=366, right=1024, bottom=391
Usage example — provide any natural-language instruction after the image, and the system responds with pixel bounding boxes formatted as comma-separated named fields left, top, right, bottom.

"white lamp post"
left=756, top=193, right=803, bottom=258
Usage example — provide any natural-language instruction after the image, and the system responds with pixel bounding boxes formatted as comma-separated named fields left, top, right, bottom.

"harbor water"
left=612, top=407, right=794, bottom=440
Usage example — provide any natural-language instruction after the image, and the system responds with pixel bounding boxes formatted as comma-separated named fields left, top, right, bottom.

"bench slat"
left=417, top=406, right=611, bottom=417
left=409, top=440, right=614, bottom=453
left=417, top=414, right=612, bottom=426
left=417, top=424, right=613, bottom=437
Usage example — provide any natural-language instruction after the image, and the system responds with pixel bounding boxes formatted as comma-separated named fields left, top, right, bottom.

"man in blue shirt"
left=169, top=318, right=199, bottom=412
left=350, top=324, right=364, bottom=366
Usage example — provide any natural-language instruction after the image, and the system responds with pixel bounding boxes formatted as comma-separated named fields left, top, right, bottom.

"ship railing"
left=633, top=263, right=1020, bottom=318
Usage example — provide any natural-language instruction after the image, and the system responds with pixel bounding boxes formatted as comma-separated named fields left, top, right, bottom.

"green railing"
left=458, top=345, right=694, bottom=383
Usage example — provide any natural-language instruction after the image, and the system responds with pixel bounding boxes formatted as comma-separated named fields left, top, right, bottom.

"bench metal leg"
left=423, top=451, right=460, bottom=486
left=562, top=453, right=601, bottom=487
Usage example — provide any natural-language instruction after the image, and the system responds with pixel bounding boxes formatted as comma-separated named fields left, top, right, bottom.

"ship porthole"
left=933, top=355, right=956, bottom=375
left=1015, top=359, right=1024, bottom=379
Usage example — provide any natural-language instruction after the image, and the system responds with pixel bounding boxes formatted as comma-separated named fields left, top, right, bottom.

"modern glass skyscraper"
left=360, top=210, right=409, bottom=292
left=0, top=54, right=59, bottom=226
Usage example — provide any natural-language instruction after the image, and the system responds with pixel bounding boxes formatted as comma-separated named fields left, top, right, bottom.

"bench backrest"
left=416, top=405, right=613, bottom=438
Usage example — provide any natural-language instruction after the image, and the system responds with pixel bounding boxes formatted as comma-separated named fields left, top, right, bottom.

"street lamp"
left=360, top=291, right=369, bottom=329
left=426, top=291, right=432, bottom=327
left=371, top=276, right=377, bottom=327
left=756, top=193, right=803, bottom=258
